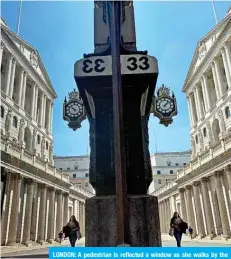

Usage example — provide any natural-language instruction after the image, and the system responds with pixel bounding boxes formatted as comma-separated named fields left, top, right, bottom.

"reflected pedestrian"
left=65, top=215, right=80, bottom=247
left=170, top=212, right=188, bottom=247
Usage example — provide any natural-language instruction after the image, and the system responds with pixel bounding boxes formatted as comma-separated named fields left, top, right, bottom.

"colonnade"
left=158, top=165, right=231, bottom=239
left=187, top=41, right=231, bottom=128
left=1, top=171, right=85, bottom=246
left=1, top=43, right=53, bottom=133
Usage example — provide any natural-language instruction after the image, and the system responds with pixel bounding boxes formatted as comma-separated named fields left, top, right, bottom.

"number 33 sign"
left=74, top=54, right=158, bottom=77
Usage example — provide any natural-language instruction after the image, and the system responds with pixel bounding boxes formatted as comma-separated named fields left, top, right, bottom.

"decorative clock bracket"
left=151, top=84, right=178, bottom=127
left=63, top=89, right=86, bottom=131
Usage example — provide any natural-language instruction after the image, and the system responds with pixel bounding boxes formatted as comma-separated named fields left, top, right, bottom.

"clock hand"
left=163, top=102, right=169, bottom=107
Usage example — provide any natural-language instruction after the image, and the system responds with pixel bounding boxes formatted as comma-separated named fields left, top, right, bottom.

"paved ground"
left=1, top=238, right=230, bottom=259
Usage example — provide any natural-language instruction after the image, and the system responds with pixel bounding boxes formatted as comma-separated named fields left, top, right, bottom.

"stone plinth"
left=85, top=195, right=161, bottom=247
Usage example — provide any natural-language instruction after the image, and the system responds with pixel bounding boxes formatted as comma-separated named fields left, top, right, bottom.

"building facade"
left=153, top=10, right=231, bottom=240
left=54, top=156, right=95, bottom=194
left=148, top=151, right=191, bottom=193
left=0, top=18, right=93, bottom=246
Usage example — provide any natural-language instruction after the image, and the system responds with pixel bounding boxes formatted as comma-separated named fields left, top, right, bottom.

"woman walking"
left=170, top=212, right=187, bottom=247
left=66, top=215, right=80, bottom=247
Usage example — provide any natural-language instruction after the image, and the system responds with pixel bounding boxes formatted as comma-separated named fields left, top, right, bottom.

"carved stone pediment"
left=30, top=50, right=38, bottom=68
left=198, top=41, right=207, bottom=59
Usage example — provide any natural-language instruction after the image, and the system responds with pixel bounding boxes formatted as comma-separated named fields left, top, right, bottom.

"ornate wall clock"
left=63, top=89, right=86, bottom=131
left=152, top=84, right=178, bottom=127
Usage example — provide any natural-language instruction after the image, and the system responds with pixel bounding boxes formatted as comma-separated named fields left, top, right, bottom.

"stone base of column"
left=23, top=240, right=33, bottom=247
left=221, top=234, right=231, bottom=240
left=7, top=241, right=18, bottom=246
left=47, top=239, right=54, bottom=244
left=197, top=234, right=205, bottom=239
left=85, top=195, right=162, bottom=247
left=37, top=240, right=45, bottom=245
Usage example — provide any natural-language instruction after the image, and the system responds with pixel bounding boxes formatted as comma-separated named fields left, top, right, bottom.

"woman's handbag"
left=77, top=230, right=82, bottom=240
left=169, top=227, right=174, bottom=237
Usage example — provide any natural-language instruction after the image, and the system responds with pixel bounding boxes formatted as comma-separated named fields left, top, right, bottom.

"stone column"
left=200, top=79, right=209, bottom=112
left=178, top=188, right=187, bottom=222
left=161, top=202, right=165, bottom=233
left=211, top=63, right=220, bottom=100
left=55, top=190, right=63, bottom=241
left=202, top=75, right=212, bottom=110
left=9, top=59, right=16, bottom=98
left=76, top=199, right=80, bottom=221
left=167, top=199, right=171, bottom=223
left=21, top=72, right=27, bottom=109
left=63, top=193, right=69, bottom=225
left=7, top=174, right=22, bottom=246
left=47, top=187, right=55, bottom=243
left=224, top=165, right=231, bottom=191
left=195, top=86, right=203, bottom=119
left=214, top=58, right=225, bottom=97
left=1, top=171, right=12, bottom=246
left=17, top=68, right=24, bottom=105
left=192, top=181, right=205, bottom=238
left=200, top=177, right=215, bottom=238
left=0, top=41, right=4, bottom=67
left=42, top=96, right=47, bottom=127
left=82, top=203, right=85, bottom=236
left=187, top=96, right=194, bottom=127
left=39, top=93, right=45, bottom=126
left=5, top=56, right=13, bottom=96
left=224, top=42, right=231, bottom=75
left=30, top=183, right=38, bottom=241
left=33, top=85, right=39, bottom=120
left=158, top=202, right=163, bottom=233
left=221, top=48, right=231, bottom=89
left=37, top=184, right=47, bottom=244
left=31, top=83, right=36, bottom=117
left=185, top=185, right=197, bottom=238
left=192, top=90, right=199, bottom=122
left=49, top=102, right=54, bottom=133
left=164, top=200, right=169, bottom=233
left=213, top=171, right=231, bottom=239
left=189, top=94, right=197, bottom=125
left=161, top=200, right=166, bottom=233
left=22, top=179, right=34, bottom=245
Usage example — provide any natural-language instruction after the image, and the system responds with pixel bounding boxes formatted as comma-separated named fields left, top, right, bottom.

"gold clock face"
left=65, top=102, right=83, bottom=118
left=156, top=98, right=174, bottom=114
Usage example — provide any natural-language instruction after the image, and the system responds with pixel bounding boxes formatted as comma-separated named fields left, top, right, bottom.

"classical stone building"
left=0, top=18, right=93, bottom=246
left=54, top=155, right=95, bottom=194
left=152, top=9, right=231, bottom=240
left=148, top=150, right=191, bottom=193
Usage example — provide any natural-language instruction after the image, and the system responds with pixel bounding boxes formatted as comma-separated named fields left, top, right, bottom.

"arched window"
left=212, top=119, right=220, bottom=144
left=24, top=127, right=32, bottom=151
left=46, top=141, right=49, bottom=150
left=203, top=128, right=207, bottom=137
left=37, top=134, right=40, bottom=144
left=1, top=106, right=4, bottom=118
left=195, top=135, right=198, bottom=144
left=225, top=107, right=230, bottom=119
left=13, top=116, right=18, bottom=128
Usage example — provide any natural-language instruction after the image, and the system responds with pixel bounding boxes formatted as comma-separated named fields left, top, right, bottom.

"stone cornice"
left=183, top=18, right=231, bottom=93
left=154, top=147, right=231, bottom=200
left=1, top=28, right=57, bottom=99
left=1, top=150, right=71, bottom=191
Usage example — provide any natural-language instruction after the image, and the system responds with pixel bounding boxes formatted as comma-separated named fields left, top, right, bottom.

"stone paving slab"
left=1, top=238, right=85, bottom=255
left=161, top=234, right=231, bottom=245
